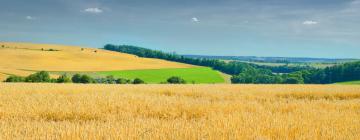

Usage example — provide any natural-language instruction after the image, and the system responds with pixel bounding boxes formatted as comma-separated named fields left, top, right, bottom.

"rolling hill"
left=0, top=42, right=225, bottom=83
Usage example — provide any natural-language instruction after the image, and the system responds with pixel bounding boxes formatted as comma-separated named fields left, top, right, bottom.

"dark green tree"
left=72, top=74, right=82, bottom=83
left=105, top=75, right=116, bottom=84
left=80, top=74, right=94, bottom=84
left=167, top=76, right=186, bottom=84
left=4, top=75, right=25, bottom=82
left=57, top=74, right=72, bottom=83
left=25, top=71, right=51, bottom=83
left=132, top=78, right=145, bottom=84
left=116, top=78, right=131, bottom=84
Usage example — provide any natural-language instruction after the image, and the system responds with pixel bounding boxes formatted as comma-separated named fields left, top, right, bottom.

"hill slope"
left=0, top=42, right=194, bottom=80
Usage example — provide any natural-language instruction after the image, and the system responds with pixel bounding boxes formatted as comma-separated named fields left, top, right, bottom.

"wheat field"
left=0, top=42, right=193, bottom=80
left=0, top=83, right=359, bottom=139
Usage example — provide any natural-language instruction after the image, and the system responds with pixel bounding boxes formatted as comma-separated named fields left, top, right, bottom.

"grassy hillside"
left=0, top=42, right=194, bottom=80
left=1, top=83, right=359, bottom=139
left=98, top=67, right=225, bottom=84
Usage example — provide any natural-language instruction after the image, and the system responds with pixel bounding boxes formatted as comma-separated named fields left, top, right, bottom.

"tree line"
left=104, top=44, right=360, bottom=84
left=4, top=71, right=189, bottom=84
left=105, top=44, right=258, bottom=75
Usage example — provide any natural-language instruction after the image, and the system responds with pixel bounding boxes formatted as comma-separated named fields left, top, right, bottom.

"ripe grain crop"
left=0, top=83, right=359, bottom=139
left=0, top=42, right=193, bottom=78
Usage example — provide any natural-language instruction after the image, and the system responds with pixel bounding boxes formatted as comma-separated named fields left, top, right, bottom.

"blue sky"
left=1, top=0, right=360, bottom=58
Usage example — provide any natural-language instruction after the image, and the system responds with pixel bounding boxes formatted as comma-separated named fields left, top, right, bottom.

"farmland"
left=0, top=42, right=193, bottom=81
left=97, top=67, right=225, bottom=84
left=1, top=83, right=360, bottom=139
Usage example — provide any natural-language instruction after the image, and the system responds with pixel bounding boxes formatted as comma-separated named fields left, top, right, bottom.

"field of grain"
left=0, top=42, right=193, bottom=80
left=0, top=83, right=359, bottom=139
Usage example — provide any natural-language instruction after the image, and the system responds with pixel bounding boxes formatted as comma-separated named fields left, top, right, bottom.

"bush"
left=105, top=75, right=116, bottom=84
left=283, top=77, right=303, bottom=84
left=116, top=78, right=131, bottom=84
left=71, top=74, right=93, bottom=84
left=167, top=76, right=186, bottom=84
left=72, top=74, right=82, bottom=83
left=57, top=74, right=72, bottom=83
left=4, top=75, right=25, bottom=82
left=25, top=71, right=51, bottom=83
left=80, top=74, right=94, bottom=84
left=132, top=78, right=145, bottom=84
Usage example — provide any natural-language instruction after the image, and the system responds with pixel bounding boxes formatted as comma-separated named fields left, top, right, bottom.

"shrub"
left=283, top=77, right=303, bottom=84
left=4, top=75, right=25, bottom=82
left=57, top=74, right=72, bottom=83
left=72, top=74, right=82, bottom=83
left=167, top=76, right=186, bottom=84
left=25, top=71, right=51, bottom=83
left=80, top=74, right=94, bottom=84
left=116, top=78, right=131, bottom=84
left=105, top=75, right=116, bottom=84
left=133, top=78, right=145, bottom=84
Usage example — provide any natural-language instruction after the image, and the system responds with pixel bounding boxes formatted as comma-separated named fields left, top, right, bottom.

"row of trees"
left=4, top=71, right=189, bottom=84
left=104, top=44, right=311, bottom=75
left=4, top=71, right=146, bottom=84
left=231, top=61, right=360, bottom=84
left=104, top=44, right=254, bottom=75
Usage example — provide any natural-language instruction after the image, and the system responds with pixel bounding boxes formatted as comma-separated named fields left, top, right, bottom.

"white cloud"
left=192, top=17, right=200, bottom=22
left=351, top=0, right=360, bottom=5
left=26, top=16, right=35, bottom=20
left=303, top=20, right=318, bottom=25
left=83, top=8, right=103, bottom=14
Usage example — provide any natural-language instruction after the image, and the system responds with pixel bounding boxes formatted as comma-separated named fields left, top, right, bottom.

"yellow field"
left=0, top=42, right=193, bottom=80
left=0, top=84, right=359, bottom=139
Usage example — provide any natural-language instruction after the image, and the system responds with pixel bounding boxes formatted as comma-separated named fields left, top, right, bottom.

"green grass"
left=335, top=80, right=360, bottom=85
left=97, top=67, right=225, bottom=84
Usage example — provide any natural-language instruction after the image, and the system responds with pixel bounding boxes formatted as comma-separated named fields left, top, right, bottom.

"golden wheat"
left=0, top=42, right=193, bottom=79
left=0, top=83, right=359, bottom=139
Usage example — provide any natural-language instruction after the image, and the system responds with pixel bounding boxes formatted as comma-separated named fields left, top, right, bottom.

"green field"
left=335, top=80, right=360, bottom=85
left=97, top=67, right=225, bottom=84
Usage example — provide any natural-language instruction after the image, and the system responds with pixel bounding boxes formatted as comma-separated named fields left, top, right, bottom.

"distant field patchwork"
left=98, top=67, right=225, bottom=84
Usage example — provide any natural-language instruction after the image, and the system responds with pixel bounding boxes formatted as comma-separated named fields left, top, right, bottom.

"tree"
left=57, top=74, right=72, bottom=83
left=167, top=76, right=186, bottom=84
left=25, top=71, right=51, bottom=83
left=133, top=78, right=145, bottom=84
left=116, top=78, right=131, bottom=84
left=72, top=74, right=82, bottom=83
left=105, top=75, right=116, bottom=84
left=4, top=75, right=25, bottom=82
left=80, top=74, right=94, bottom=84
left=283, top=77, right=302, bottom=84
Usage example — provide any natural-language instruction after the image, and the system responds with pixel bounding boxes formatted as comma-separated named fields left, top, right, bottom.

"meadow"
left=97, top=67, right=225, bottom=84
left=1, top=83, right=359, bottom=139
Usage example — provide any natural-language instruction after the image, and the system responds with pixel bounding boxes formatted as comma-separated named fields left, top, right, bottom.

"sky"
left=1, top=0, right=360, bottom=58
